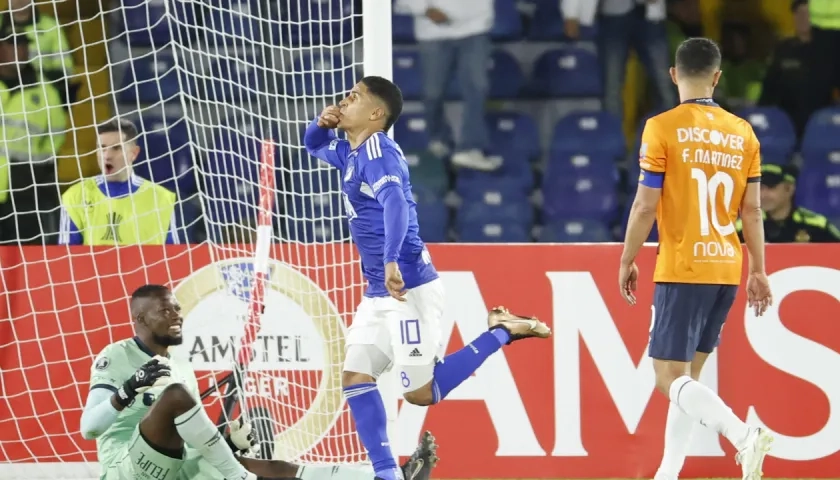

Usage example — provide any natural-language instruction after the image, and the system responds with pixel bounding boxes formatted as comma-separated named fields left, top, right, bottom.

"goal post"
left=0, top=0, right=401, bottom=478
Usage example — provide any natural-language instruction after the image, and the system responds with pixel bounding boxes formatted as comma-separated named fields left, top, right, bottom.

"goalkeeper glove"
left=115, top=355, right=172, bottom=408
left=226, top=417, right=259, bottom=457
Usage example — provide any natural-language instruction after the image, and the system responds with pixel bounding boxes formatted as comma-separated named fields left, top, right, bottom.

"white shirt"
left=395, top=0, right=494, bottom=41
left=561, top=0, right=666, bottom=26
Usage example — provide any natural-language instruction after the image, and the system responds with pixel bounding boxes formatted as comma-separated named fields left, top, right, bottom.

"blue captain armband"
left=638, top=170, right=664, bottom=188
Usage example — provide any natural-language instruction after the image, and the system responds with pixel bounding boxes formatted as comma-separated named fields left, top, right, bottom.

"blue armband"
left=639, top=170, right=664, bottom=189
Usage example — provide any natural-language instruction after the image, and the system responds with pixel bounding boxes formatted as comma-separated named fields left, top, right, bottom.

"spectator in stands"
left=804, top=0, right=840, bottom=119
left=0, top=26, right=66, bottom=245
left=735, top=164, right=840, bottom=243
left=715, top=23, right=765, bottom=110
left=759, top=0, right=811, bottom=137
left=562, top=0, right=677, bottom=120
left=395, top=0, right=500, bottom=171
left=3, top=0, right=75, bottom=105
left=59, top=118, right=182, bottom=246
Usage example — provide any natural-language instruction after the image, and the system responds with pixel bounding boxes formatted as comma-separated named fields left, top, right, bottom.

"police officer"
left=736, top=163, right=840, bottom=243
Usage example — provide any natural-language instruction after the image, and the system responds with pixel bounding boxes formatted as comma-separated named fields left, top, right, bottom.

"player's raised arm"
left=303, top=105, right=347, bottom=169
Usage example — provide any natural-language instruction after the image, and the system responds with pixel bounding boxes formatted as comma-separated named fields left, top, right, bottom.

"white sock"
left=655, top=401, right=695, bottom=479
left=296, top=464, right=375, bottom=480
left=669, top=375, right=750, bottom=448
left=174, top=404, right=249, bottom=480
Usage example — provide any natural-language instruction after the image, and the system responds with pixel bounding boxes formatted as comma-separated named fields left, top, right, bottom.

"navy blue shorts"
left=648, top=282, right=738, bottom=362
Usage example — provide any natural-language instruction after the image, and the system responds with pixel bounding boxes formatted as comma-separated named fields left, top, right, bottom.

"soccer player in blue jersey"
left=304, top=76, right=552, bottom=480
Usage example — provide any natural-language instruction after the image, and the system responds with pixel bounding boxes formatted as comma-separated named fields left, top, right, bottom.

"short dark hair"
left=131, top=284, right=170, bottom=302
left=360, top=76, right=403, bottom=131
left=98, top=117, right=139, bottom=144
left=675, top=37, right=722, bottom=78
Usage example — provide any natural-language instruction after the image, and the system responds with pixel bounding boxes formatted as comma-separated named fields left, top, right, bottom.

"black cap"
left=761, top=163, right=797, bottom=187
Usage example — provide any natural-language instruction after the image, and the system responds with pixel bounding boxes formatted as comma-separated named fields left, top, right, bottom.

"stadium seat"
left=203, top=133, right=283, bottom=224
left=546, top=152, right=620, bottom=181
left=550, top=111, right=625, bottom=159
left=281, top=0, right=354, bottom=46
left=525, top=0, right=599, bottom=41
left=285, top=53, right=357, bottom=97
left=490, top=0, right=523, bottom=41
left=736, top=106, right=796, bottom=164
left=393, top=50, right=423, bottom=100
left=456, top=168, right=534, bottom=199
left=204, top=0, right=272, bottom=47
left=802, top=106, right=840, bottom=156
left=405, top=151, right=448, bottom=197
left=121, top=0, right=194, bottom=47
left=457, top=221, right=531, bottom=242
left=172, top=198, right=201, bottom=243
left=394, top=113, right=438, bottom=152
left=530, top=47, right=601, bottom=98
left=797, top=164, right=840, bottom=216
left=447, top=50, right=524, bottom=99
left=539, top=219, right=612, bottom=242
left=542, top=175, right=618, bottom=222
left=205, top=54, right=264, bottom=103
left=118, top=51, right=183, bottom=104
left=456, top=191, right=533, bottom=227
left=392, top=13, right=416, bottom=44
left=133, top=127, right=196, bottom=197
left=219, top=112, right=279, bottom=142
left=415, top=198, right=449, bottom=242
left=485, top=111, right=541, bottom=162
left=285, top=218, right=349, bottom=243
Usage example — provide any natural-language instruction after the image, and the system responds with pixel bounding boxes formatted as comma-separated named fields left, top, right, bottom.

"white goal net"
left=0, top=0, right=397, bottom=478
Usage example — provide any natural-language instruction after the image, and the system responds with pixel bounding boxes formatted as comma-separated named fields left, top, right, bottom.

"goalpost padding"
left=0, top=0, right=401, bottom=478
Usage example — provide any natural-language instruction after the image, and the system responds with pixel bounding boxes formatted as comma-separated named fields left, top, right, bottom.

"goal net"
left=0, top=0, right=398, bottom=478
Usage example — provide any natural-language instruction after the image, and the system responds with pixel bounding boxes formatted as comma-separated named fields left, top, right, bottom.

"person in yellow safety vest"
left=0, top=26, right=67, bottom=244
left=804, top=0, right=840, bottom=119
left=4, top=0, right=76, bottom=105
left=59, top=118, right=184, bottom=246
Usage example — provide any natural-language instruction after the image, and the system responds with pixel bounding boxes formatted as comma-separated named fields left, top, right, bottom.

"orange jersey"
left=639, top=99, right=761, bottom=285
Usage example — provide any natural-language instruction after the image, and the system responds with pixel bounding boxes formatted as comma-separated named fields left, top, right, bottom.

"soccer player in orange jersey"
left=618, top=38, right=775, bottom=480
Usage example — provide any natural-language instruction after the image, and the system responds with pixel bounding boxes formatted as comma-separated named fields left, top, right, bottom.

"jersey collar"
left=96, top=174, right=144, bottom=198
left=133, top=336, right=170, bottom=358
left=681, top=97, right=720, bottom=107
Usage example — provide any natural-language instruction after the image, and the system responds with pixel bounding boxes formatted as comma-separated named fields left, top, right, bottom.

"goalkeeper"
left=80, top=284, right=438, bottom=480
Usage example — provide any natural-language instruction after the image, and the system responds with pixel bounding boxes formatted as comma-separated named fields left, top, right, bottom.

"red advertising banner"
left=0, top=243, right=839, bottom=479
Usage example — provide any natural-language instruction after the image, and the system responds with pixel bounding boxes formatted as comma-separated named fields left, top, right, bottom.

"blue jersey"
left=304, top=119, right=439, bottom=297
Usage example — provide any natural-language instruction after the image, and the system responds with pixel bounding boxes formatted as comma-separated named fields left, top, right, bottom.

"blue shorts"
left=648, top=282, right=738, bottom=362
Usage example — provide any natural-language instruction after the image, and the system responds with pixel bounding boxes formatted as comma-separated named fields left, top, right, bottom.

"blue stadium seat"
left=281, top=0, right=354, bottom=46
left=172, top=198, right=200, bottom=243
left=405, top=151, right=448, bottom=197
left=456, top=192, right=533, bottom=227
left=393, top=50, right=423, bottom=100
left=542, top=175, right=618, bottom=222
left=490, top=0, right=523, bottom=41
left=285, top=53, right=356, bottom=97
left=546, top=152, right=620, bottom=181
left=285, top=218, right=349, bottom=243
left=447, top=50, right=524, bottom=99
left=287, top=168, right=344, bottom=217
left=797, top=164, right=840, bottom=216
left=456, top=168, right=534, bottom=199
left=415, top=198, right=449, bottom=242
left=121, top=0, right=194, bottom=47
left=525, top=0, right=599, bottom=41
left=202, top=133, right=282, bottom=224
left=802, top=106, right=840, bottom=156
left=486, top=111, right=541, bottom=162
left=530, top=47, right=601, bottom=98
left=550, top=111, right=625, bottom=159
left=133, top=120, right=196, bottom=197
left=737, top=106, right=796, bottom=164
left=118, top=51, right=183, bottom=104
left=457, top=221, right=531, bottom=242
left=392, top=13, right=416, bottom=43
left=539, top=219, right=612, bottom=242
left=204, top=0, right=272, bottom=47
left=219, top=112, right=279, bottom=142
left=394, top=113, right=436, bottom=152
left=204, top=54, right=264, bottom=103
